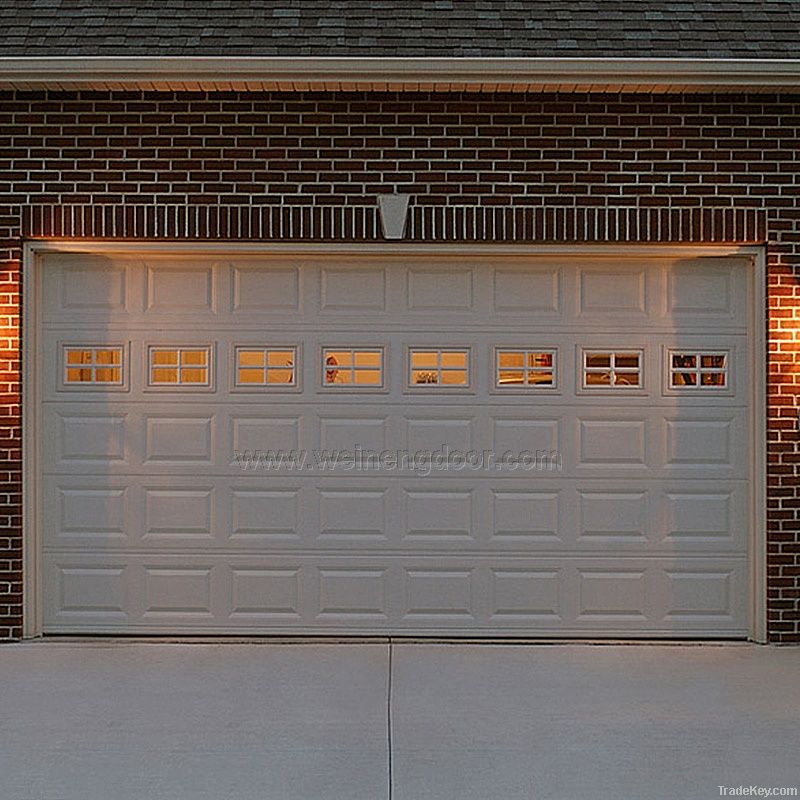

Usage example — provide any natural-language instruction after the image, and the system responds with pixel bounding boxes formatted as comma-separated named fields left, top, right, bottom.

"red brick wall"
left=1, top=90, right=798, bottom=641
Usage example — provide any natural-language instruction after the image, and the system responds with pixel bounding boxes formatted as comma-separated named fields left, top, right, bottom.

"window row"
left=61, top=345, right=731, bottom=392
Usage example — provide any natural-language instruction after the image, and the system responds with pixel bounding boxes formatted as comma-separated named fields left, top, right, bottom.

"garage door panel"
left=41, top=554, right=749, bottom=635
left=38, top=252, right=754, bottom=637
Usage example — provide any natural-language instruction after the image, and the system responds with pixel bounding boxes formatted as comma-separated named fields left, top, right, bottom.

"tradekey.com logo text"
left=233, top=445, right=563, bottom=476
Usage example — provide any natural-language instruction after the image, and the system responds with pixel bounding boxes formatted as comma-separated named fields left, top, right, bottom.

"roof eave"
left=1, top=56, right=800, bottom=93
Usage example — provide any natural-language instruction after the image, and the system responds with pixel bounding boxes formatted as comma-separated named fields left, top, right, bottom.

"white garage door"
left=35, top=249, right=756, bottom=637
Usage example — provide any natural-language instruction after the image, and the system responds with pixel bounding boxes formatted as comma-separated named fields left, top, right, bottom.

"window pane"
left=498, top=370, right=525, bottom=385
left=529, top=352, right=552, bottom=368
left=181, top=350, right=207, bottom=367
left=614, top=372, right=640, bottom=387
left=355, top=369, right=382, bottom=385
left=66, top=367, right=93, bottom=382
left=585, top=353, right=610, bottom=369
left=66, top=349, right=92, bottom=365
left=672, top=354, right=696, bottom=369
left=152, top=367, right=178, bottom=383
left=413, top=370, right=439, bottom=384
left=325, top=351, right=351, bottom=367
left=354, top=350, right=381, bottom=367
left=411, top=351, right=438, bottom=368
left=152, top=350, right=178, bottom=366
left=585, top=371, right=610, bottom=386
left=499, top=351, right=524, bottom=368
left=94, top=367, right=121, bottom=383
left=701, top=354, right=726, bottom=369
left=672, top=372, right=697, bottom=387
left=528, top=370, right=553, bottom=386
left=93, top=349, right=117, bottom=365
left=180, top=367, right=207, bottom=384
left=441, top=370, right=467, bottom=385
left=701, top=372, right=726, bottom=387
left=266, top=368, right=294, bottom=384
left=239, top=350, right=265, bottom=367
left=614, top=354, right=639, bottom=369
left=238, top=368, right=265, bottom=384
left=441, top=351, right=467, bottom=369
left=267, top=350, right=294, bottom=367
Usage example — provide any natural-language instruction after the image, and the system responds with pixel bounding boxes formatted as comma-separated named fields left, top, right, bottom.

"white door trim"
left=21, top=240, right=768, bottom=641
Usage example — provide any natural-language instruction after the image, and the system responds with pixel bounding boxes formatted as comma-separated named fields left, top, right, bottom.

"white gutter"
left=1, top=56, right=799, bottom=91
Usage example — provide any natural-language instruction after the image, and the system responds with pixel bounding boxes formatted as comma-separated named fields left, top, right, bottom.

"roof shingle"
left=0, top=0, right=798, bottom=58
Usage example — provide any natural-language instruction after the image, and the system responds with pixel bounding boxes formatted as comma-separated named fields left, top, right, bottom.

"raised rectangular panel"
left=59, top=567, right=126, bottom=613
left=666, top=420, right=731, bottom=465
left=60, top=263, right=126, bottom=311
left=666, top=492, right=732, bottom=538
left=231, top=490, right=299, bottom=537
left=232, top=266, right=299, bottom=311
left=493, top=268, right=560, bottom=313
left=405, top=490, right=472, bottom=538
left=408, top=268, right=473, bottom=310
left=59, top=488, right=126, bottom=536
left=578, top=570, right=646, bottom=618
left=319, top=490, right=387, bottom=537
left=406, top=418, right=472, bottom=454
left=665, top=570, right=732, bottom=617
left=146, top=266, right=214, bottom=312
left=492, top=419, right=559, bottom=456
left=579, top=269, right=645, bottom=315
left=667, top=265, right=732, bottom=315
left=579, top=492, right=646, bottom=539
left=145, top=416, right=213, bottom=463
left=492, top=492, right=559, bottom=538
left=404, top=569, right=474, bottom=618
left=579, top=419, right=646, bottom=466
left=144, top=488, right=213, bottom=536
left=320, top=418, right=387, bottom=453
left=490, top=570, right=560, bottom=617
left=60, top=414, right=125, bottom=461
left=145, top=568, right=212, bottom=614
left=231, top=569, right=300, bottom=616
left=321, top=267, right=385, bottom=311
left=231, top=417, right=300, bottom=454
left=318, top=569, right=387, bottom=617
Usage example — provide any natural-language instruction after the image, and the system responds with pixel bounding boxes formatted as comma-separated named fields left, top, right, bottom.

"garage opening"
left=25, top=246, right=764, bottom=638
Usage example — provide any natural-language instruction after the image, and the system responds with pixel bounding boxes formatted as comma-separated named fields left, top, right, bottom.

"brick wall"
left=0, top=90, right=798, bottom=641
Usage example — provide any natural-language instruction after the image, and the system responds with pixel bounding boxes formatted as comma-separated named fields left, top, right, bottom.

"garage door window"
left=148, top=346, right=211, bottom=387
left=63, top=345, right=124, bottom=386
left=323, top=348, right=384, bottom=387
left=409, top=348, right=470, bottom=387
left=669, top=351, right=728, bottom=389
left=496, top=349, right=556, bottom=389
left=235, top=346, right=297, bottom=387
left=583, top=350, right=642, bottom=388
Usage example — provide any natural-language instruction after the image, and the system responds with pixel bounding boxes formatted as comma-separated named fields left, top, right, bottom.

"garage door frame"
left=21, top=240, right=767, bottom=641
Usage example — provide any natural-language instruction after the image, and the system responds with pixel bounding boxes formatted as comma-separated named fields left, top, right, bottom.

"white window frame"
left=146, top=344, right=214, bottom=391
left=59, top=343, right=127, bottom=390
left=407, top=347, right=472, bottom=390
left=493, top=347, right=557, bottom=391
left=233, top=344, right=300, bottom=392
left=666, top=348, right=731, bottom=392
left=320, top=346, right=386, bottom=389
left=581, top=348, right=644, bottom=390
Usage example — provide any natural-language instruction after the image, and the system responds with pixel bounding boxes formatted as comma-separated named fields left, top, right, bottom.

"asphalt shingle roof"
left=1, top=0, right=798, bottom=58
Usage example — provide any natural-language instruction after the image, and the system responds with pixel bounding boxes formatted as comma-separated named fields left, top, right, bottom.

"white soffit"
left=1, top=56, right=800, bottom=93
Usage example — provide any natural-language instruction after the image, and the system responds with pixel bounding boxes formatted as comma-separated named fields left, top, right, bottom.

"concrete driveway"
left=0, top=642, right=798, bottom=800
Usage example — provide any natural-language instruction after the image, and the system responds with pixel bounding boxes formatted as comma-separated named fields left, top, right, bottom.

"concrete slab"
left=0, top=642, right=389, bottom=800
left=391, top=644, right=800, bottom=800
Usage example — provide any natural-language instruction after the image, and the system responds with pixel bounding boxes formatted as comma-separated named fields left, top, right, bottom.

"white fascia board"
left=1, top=56, right=800, bottom=91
